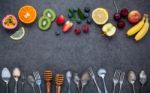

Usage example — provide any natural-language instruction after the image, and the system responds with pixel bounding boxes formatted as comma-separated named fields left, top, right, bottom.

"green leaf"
left=77, top=8, right=86, bottom=20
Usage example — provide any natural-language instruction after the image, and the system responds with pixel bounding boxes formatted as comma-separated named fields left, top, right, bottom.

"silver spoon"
left=28, top=75, right=36, bottom=93
left=139, top=70, right=147, bottom=93
left=81, top=72, right=90, bottom=93
left=66, top=71, right=72, bottom=93
left=128, top=71, right=136, bottom=93
left=74, top=73, right=80, bottom=93
left=12, top=67, right=21, bottom=93
left=1, top=67, right=11, bottom=93
left=97, top=68, right=108, bottom=93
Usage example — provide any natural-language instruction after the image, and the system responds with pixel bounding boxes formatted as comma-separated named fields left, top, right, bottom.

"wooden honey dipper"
left=55, top=74, right=64, bottom=93
left=44, top=70, right=53, bottom=93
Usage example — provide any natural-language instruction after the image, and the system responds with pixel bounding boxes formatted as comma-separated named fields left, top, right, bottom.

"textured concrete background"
left=0, top=0, right=150, bottom=93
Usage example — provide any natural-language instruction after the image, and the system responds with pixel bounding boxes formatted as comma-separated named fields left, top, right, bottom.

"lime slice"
left=10, top=27, right=25, bottom=40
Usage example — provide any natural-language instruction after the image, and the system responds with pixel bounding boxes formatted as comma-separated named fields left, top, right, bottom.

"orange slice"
left=18, top=5, right=37, bottom=24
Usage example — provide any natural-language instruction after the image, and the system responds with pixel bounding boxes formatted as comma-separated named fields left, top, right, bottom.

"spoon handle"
left=102, top=78, right=108, bottom=93
left=14, top=81, right=18, bottom=93
left=132, top=84, right=136, bottom=93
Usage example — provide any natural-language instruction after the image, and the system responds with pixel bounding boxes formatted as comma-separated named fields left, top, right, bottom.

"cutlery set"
left=0, top=67, right=148, bottom=93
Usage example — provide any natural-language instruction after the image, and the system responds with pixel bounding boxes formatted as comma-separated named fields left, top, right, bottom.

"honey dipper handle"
left=56, top=86, right=61, bottom=93
left=46, top=82, right=51, bottom=93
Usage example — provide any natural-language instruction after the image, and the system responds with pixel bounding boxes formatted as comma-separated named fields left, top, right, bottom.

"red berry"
left=82, top=24, right=89, bottom=33
left=56, top=15, right=65, bottom=25
left=117, top=20, right=126, bottom=29
left=74, top=28, right=81, bottom=35
left=120, top=8, right=129, bottom=17
left=114, top=13, right=121, bottom=21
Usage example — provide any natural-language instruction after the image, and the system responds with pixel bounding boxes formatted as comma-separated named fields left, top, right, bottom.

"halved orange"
left=18, top=5, right=37, bottom=24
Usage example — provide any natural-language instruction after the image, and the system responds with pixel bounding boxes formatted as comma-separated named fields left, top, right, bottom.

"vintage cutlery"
left=81, top=71, right=90, bottom=93
left=66, top=71, right=72, bottom=93
left=113, top=70, right=121, bottom=93
left=1, top=67, right=11, bottom=93
left=88, top=67, right=101, bottom=93
left=33, top=71, right=42, bottom=93
left=55, top=74, right=64, bottom=93
left=74, top=73, right=80, bottom=93
left=119, top=72, right=125, bottom=93
left=139, top=70, right=147, bottom=93
left=28, top=75, right=36, bottom=93
left=12, top=67, right=21, bottom=93
left=128, top=71, right=136, bottom=93
left=97, top=68, right=108, bottom=93
left=21, top=72, right=26, bottom=93
left=44, top=70, right=53, bottom=93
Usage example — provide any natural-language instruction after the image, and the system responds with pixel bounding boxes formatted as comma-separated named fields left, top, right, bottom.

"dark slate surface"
left=0, top=0, right=150, bottom=93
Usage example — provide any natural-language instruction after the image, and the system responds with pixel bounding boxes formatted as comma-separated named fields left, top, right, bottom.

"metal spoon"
left=74, top=73, right=80, bottom=93
left=1, top=67, right=11, bottom=93
left=66, top=71, right=72, bottom=93
left=12, top=67, right=21, bottom=93
left=97, top=68, right=108, bottom=93
left=139, top=70, right=147, bottom=93
left=28, top=75, right=36, bottom=93
left=128, top=71, right=136, bottom=93
left=81, top=72, right=90, bottom=93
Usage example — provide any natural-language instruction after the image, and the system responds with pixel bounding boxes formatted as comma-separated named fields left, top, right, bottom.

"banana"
left=135, top=15, right=149, bottom=41
left=127, top=15, right=146, bottom=36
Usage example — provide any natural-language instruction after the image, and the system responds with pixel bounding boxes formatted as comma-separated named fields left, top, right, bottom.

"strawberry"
left=63, top=21, right=73, bottom=33
left=56, top=15, right=65, bottom=25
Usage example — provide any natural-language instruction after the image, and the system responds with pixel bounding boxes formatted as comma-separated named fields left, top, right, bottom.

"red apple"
left=56, top=15, right=65, bottom=25
left=128, top=10, right=142, bottom=24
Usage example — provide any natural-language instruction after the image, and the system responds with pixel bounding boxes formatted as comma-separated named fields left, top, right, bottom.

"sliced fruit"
left=127, top=15, right=146, bottom=36
left=10, top=27, right=25, bottom=40
left=56, top=15, right=65, bottom=25
left=38, top=16, right=51, bottom=31
left=18, top=5, right=37, bottom=24
left=135, top=15, right=149, bottom=41
left=43, top=8, right=56, bottom=22
left=102, top=23, right=116, bottom=37
left=2, top=14, right=18, bottom=30
left=63, top=21, right=73, bottom=33
left=92, top=8, right=109, bottom=25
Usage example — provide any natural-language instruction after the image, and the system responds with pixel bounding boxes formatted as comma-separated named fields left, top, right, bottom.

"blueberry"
left=72, top=8, right=77, bottom=12
left=84, top=7, right=90, bottom=13
left=76, top=19, right=82, bottom=24
left=87, top=18, right=92, bottom=24
left=68, top=13, right=73, bottom=18
left=55, top=30, right=61, bottom=36
left=84, top=13, right=89, bottom=18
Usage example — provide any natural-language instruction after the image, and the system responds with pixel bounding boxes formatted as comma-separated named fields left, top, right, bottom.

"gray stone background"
left=0, top=0, right=150, bottom=93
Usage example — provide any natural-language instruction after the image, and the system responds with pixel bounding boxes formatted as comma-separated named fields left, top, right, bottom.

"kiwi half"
left=38, top=16, right=51, bottom=31
left=43, top=8, right=56, bottom=22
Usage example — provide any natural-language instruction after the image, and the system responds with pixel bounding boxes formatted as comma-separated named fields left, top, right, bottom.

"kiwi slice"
left=43, top=8, right=56, bottom=22
left=38, top=16, right=51, bottom=31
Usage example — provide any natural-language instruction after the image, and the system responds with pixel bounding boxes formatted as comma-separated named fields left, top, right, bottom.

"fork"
left=33, top=71, right=42, bottom=93
left=119, top=72, right=125, bottom=93
left=88, top=67, right=101, bottom=93
left=113, top=70, right=121, bottom=93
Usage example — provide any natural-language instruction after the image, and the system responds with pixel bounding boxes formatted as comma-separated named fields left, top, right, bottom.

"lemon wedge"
left=10, top=27, right=25, bottom=40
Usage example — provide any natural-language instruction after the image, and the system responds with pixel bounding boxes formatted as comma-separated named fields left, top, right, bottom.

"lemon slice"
left=92, top=8, right=109, bottom=25
left=10, top=27, right=25, bottom=40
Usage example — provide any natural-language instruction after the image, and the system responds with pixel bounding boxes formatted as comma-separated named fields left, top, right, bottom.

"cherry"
left=114, top=13, right=121, bottom=21
left=120, top=8, right=129, bottom=17
left=117, top=20, right=126, bottom=29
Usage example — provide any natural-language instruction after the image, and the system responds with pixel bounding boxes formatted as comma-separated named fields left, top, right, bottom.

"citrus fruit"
left=10, top=27, right=25, bottom=40
left=92, top=8, right=109, bottom=25
left=2, top=14, right=18, bottom=30
left=18, top=5, right=37, bottom=24
left=43, top=8, right=56, bottom=22
left=38, top=16, right=51, bottom=31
